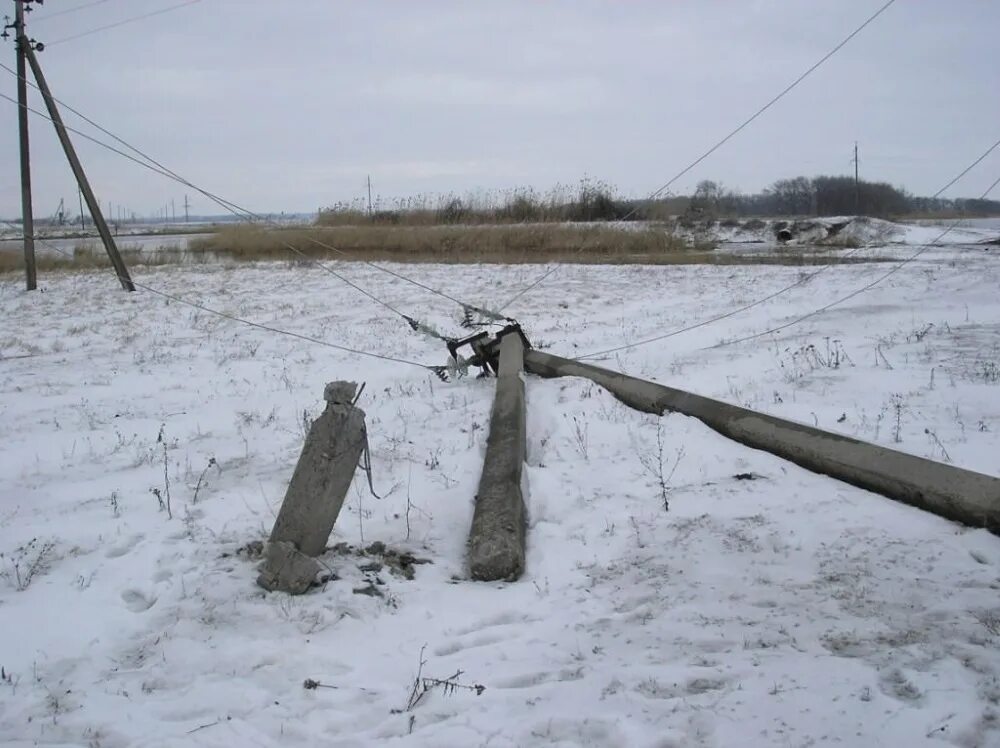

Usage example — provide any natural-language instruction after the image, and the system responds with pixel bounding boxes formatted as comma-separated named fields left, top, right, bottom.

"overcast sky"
left=1, top=0, right=998, bottom=219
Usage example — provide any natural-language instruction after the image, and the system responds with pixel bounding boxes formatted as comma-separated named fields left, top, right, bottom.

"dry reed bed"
left=0, top=225, right=892, bottom=276
left=187, top=223, right=701, bottom=264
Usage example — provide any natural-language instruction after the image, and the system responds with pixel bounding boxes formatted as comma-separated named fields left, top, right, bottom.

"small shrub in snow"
left=393, top=646, right=486, bottom=718
left=890, top=393, right=907, bottom=443
left=150, top=424, right=173, bottom=519
left=973, top=609, right=1000, bottom=636
left=568, top=415, right=590, bottom=461
left=979, top=360, right=999, bottom=383
left=0, top=538, right=55, bottom=591
left=636, top=419, right=684, bottom=511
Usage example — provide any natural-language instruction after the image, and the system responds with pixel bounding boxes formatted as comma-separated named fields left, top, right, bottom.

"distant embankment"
left=673, top=215, right=1000, bottom=248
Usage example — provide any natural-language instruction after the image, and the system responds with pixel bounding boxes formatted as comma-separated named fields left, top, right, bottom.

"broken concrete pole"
left=268, top=381, right=367, bottom=556
left=257, top=540, right=323, bottom=595
left=468, top=332, right=528, bottom=581
left=524, top=350, right=1000, bottom=534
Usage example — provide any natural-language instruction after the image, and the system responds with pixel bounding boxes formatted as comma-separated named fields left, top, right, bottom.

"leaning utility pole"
left=22, top=36, right=135, bottom=290
left=3, top=0, right=37, bottom=290
left=852, top=141, right=860, bottom=216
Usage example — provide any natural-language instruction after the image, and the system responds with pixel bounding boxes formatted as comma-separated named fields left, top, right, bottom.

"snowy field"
left=1, top=241, right=999, bottom=747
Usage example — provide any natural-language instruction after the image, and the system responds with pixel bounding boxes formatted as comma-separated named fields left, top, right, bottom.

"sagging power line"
left=43, top=0, right=199, bottom=46
left=0, top=218, right=445, bottom=376
left=0, top=46, right=507, bottom=338
left=710, top=170, right=1000, bottom=349
left=498, top=0, right=899, bottom=314
left=575, top=135, right=1000, bottom=361
left=28, top=0, right=115, bottom=24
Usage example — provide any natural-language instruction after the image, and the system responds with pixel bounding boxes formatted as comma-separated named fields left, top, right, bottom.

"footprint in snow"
left=449, top=611, right=541, bottom=637
left=121, top=588, right=157, bottom=612
left=152, top=568, right=173, bottom=583
left=433, top=630, right=510, bottom=657
left=105, top=533, right=144, bottom=558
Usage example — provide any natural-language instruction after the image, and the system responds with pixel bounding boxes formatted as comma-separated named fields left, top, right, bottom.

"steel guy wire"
left=708, top=171, right=1000, bottom=349
left=575, top=135, right=1000, bottom=361
left=0, top=220, right=439, bottom=373
left=498, top=0, right=898, bottom=314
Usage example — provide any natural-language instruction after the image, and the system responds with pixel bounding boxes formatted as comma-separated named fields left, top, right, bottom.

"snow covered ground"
left=1, top=241, right=999, bottom=746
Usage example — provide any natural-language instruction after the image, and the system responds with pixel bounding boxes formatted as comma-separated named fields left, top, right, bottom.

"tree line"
left=318, top=175, right=1000, bottom=227
left=677, top=176, right=1000, bottom=219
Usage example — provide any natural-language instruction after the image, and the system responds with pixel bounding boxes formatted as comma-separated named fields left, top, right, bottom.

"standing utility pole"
left=183, top=194, right=190, bottom=222
left=367, top=175, right=373, bottom=216
left=852, top=141, right=860, bottom=216
left=22, top=39, right=135, bottom=290
left=4, top=0, right=37, bottom=290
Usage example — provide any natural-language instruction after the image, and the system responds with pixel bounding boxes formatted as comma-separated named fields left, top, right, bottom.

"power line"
left=710, top=172, right=1000, bottom=349
left=0, top=65, right=503, bottom=331
left=575, top=135, right=1000, bottom=361
left=5, top=11, right=497, bottom=320
left=29, top=0, right=116, bottom=24
left=499, top=0, right=898, bottom=313
left=43, top=0, right=199, bottom=46
left=0, top=58, right=502, bottom=320
left=0, top=219, right=438, bottom=373
left=576, top=251, right=867, bottom=361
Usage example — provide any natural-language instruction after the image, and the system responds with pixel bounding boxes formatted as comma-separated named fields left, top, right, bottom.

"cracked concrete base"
left=256, top=541, right=322, bottom=595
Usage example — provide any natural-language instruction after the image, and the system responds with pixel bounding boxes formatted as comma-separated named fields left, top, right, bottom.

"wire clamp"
left=444, top=323, right=531, bottom=379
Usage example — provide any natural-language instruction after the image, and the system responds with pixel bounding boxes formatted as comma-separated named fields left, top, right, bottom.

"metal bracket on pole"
left=446, top=323, right=531, bottom=378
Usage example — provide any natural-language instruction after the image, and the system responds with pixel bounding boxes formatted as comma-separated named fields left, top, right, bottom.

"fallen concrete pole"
left=468, top=332, right=528, bottom=581
left=524, top=350, right=1000, bottom=534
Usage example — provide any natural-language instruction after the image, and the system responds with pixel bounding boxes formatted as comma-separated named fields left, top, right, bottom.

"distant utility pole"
left=171, top=198, right=175, bottom=223
left=367, top=175, right=373, bottom=215
left=3, top=0, right=38, bottom=290
left=4, top=1, right=132, bottom=289
left=852, top=141, right=860, bottom=216
left=21, top=32, right=135, bottom=290
left=183, top=193, right=190, bottom=222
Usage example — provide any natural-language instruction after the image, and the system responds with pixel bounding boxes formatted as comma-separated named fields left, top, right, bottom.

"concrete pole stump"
left=268, top=380, right=367, bottom=558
